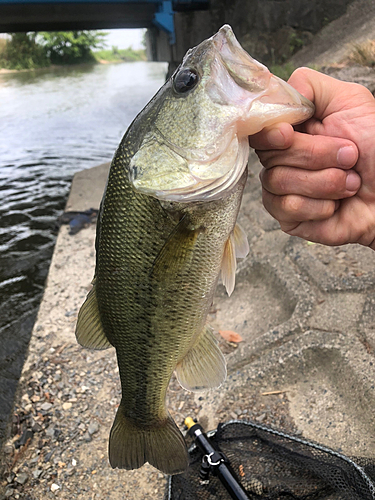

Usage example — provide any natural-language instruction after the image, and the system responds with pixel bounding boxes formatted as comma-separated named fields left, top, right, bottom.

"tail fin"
left=109, top=404, right=188, bottom=475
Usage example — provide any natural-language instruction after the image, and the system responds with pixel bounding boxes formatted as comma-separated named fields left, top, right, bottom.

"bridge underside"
left=0, top=2, right=157, bottom=32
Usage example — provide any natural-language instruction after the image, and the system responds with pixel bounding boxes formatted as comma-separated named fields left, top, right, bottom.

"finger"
left=256, top=131, right=358, bottom=171
left=286, top=197, right=375, bottom=247
left=284, top=210, right=353, bottom=246
left=261, top=166, right=361, bottom=199
left=287, top=67, right=372, bottom=124
left=287, top=67, right=350, bottom=117
left=262, top=188, right=338, bottom=226
left=249, top=122, right=294, bottom=150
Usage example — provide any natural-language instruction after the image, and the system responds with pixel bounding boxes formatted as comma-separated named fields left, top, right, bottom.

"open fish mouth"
left=210, top=25, right=314, bottom=134
left=129, top=24, right=314, bottom=203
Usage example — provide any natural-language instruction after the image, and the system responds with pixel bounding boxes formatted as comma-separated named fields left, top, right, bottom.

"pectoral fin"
left=151, top=215, right=203, bottom=280
left=75, top=284, right=112, bottom=350
left=232, top=223, right=249, bottom=258
left=175, top=325, right=226, bottom=392
left=221, top=223, right=249, bottom=296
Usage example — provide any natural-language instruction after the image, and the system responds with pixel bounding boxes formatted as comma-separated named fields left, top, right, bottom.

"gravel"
left=0, top=225, right=299, bottom=500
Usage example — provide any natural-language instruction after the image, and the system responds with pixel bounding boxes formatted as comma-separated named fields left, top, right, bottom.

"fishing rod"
left=184, top=417, right=250, bottom=500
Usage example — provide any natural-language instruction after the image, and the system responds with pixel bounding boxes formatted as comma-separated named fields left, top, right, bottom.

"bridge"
left=0, top=0, right=208, bottom=46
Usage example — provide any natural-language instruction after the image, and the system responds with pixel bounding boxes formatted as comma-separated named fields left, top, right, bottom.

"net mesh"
left=165, top=420, right=375, bottom=500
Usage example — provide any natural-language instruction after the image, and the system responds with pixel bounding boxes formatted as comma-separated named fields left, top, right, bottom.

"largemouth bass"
left=75, top=25, right=314, bottom=475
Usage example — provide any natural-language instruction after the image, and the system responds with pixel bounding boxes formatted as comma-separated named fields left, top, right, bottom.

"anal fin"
left=175, top=325, right=226, bottom=392
left=75, top=284, right=112, bottom=350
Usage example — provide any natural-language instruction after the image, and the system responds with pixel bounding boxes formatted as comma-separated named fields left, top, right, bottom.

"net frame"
left=165, top=419, right=375, bottom=500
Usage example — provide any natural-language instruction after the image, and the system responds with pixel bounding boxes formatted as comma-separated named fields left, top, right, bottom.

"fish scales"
left=98, top=153, right=246, bottom=419
left=76, top=24, right=314, bottom=475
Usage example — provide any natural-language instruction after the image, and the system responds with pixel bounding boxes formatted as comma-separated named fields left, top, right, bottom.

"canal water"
left=0, top=61, right=168, bottom=443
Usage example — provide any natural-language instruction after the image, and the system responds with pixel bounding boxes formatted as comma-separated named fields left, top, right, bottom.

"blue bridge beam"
left=0, top=0, right=208, bottom=42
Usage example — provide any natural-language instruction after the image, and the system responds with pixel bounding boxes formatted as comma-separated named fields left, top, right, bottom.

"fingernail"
left=337, top=146, right=357, bottom=168
left=345, top=170, right=361, bottom=192
left=267, top=128, right=285, bottom=147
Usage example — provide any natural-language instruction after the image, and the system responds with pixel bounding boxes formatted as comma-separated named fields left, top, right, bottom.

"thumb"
left=287, top=67, right=351, bottom=120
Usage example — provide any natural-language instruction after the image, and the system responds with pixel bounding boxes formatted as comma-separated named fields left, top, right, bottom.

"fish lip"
left=212, top=24, right=239, bottom=50
left=236, top=74, right=314, bottom=135
left=210, top=25, right=314, bottom=129
left=266, top=75, right=315, bottom=115
left=212, top=25, right=271, bottom=93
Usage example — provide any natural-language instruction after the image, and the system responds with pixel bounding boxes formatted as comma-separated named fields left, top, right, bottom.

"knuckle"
left=319, top=199, right=336, bottom=220
left=263, top=167, right=278, bottom=188
left=281, top=195, right=303, bottom=216
left=256, top=150, right=276, bottom=169
left=303, top=140, right=319, bottom=167
left=291, top=67, right=309, bottom=79
left=348, top=81, right=374, bottom=101
left=322, top=169, right=345, bottom=196
left=263, top=167, right=290, bottom=194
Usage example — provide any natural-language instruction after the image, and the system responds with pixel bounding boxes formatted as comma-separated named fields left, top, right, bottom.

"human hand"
left=250, top=67, right=375, bottom=250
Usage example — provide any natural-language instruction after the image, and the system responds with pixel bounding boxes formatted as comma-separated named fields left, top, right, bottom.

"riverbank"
left=0, top=55, right=146, bottom=74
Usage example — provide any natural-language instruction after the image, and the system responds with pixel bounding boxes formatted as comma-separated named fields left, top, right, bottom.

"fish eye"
left=173, top=68, right=199, bottom=93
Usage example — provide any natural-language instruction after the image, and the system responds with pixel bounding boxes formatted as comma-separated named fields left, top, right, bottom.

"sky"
left=102, top=29, right=146, bottom=50
left=0, top=29, right=147, bottom=51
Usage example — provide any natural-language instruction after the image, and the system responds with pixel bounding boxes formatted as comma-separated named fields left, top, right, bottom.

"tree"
left=0, top=32, right=48, bottom=70
left=39, top=31, right=107, bottom=65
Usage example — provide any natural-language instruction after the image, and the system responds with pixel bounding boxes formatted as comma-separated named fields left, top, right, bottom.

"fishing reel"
left=184, top=417, right=250, bottom=500
left=199, top=449, right=228, bottom=481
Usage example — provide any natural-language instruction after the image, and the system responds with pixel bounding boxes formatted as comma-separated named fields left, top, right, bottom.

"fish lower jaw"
left=141, top=172, right=240, bottom=202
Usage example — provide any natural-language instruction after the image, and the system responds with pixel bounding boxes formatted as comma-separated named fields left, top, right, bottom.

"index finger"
left=256, top=131, right=358, bottom=171
left=249, top=122, right=294, bottom=151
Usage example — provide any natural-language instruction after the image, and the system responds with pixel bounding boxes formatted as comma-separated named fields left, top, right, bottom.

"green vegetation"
left=0, top=33, right=48, bottom=70
left=269, top=62, right=297, bottom=81
left=94, top=46, right=146, bottom=63
left=0, top=31, right=145, bottom=70
left=270, top=62, right=321, bottom=82
left=348, top=40, right=375, bottom=67
left=289, top=32, right=305, bottom=55
left=40, top=31, right=106, bottom=65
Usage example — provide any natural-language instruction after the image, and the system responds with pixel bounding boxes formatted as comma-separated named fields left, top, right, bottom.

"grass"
left=94, top=46, right=146, bottom=63
left=269, top=62, right=297, bottom=81
left=269, top=62, right=321, bottom=81
left=347, top=40, right=375, bottom=67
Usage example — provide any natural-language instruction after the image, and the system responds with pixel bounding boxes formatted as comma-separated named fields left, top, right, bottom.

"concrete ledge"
left=65, top=162, right=110, bottom=213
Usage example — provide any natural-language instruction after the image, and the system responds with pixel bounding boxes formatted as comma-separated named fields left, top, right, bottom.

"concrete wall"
left=149, top=0, right=355, bottom=70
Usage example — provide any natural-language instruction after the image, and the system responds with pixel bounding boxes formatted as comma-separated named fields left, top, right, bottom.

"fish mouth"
left=235, top=74, right=315, bottom=135
left=130, top=25, right=314, bottom=204
left=210, top=24, right=314, bottom=135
